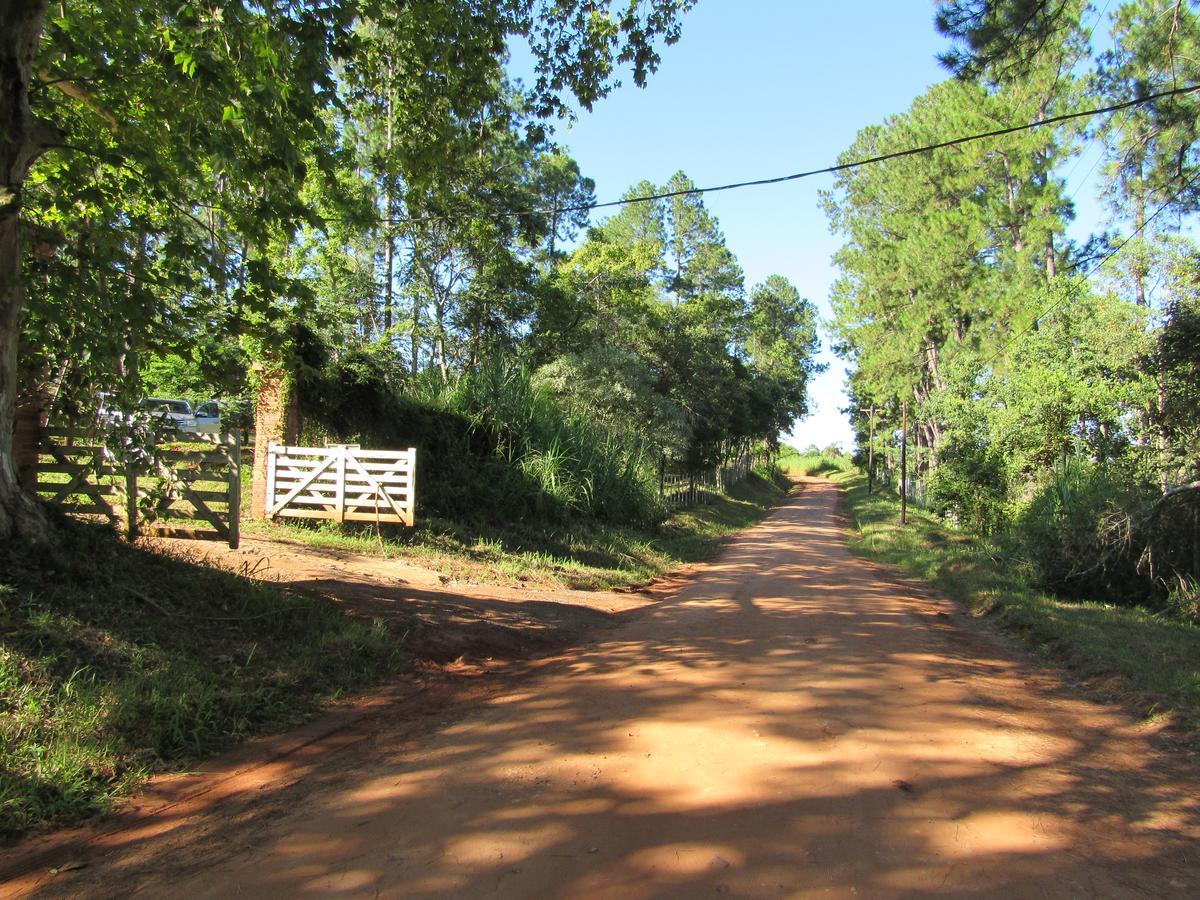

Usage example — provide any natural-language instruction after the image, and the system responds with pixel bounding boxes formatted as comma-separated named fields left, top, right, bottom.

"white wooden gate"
left=265, top=443, right=416, bottom=526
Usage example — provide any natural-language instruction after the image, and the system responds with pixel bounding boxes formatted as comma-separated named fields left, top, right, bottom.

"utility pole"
left=900, top=399, right=908, bottom=525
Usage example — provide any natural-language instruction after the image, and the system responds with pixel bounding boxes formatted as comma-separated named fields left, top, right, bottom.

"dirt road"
left=9, top=478, right=1200, bottom=897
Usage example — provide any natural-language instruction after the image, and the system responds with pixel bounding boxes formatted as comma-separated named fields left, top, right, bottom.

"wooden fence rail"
left=266, top=443, right=416, bottom=526
left=38, top=429, right=120, bottom=526
left=35, top=427, right=241, bottom=548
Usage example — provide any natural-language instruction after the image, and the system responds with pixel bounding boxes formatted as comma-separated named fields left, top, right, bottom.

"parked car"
left=141, top=397, right=198, bottom=435
left=190, top=399, right=252, bottom=441
left=192, top=400, right=222, bottom=433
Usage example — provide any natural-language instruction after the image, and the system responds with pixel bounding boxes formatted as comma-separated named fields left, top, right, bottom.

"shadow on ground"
left=14, top=480, right=1200, bottom=898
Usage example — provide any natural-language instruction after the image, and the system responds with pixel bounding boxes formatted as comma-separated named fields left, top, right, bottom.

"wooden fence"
left=661, top=471, right=718, bottom=509
left=37, top=427, right=121, bottom=527
left=660, top=452, right=772, bottom=510
left=265, top=443, right=416, bottom=526
left=36, top=427, right=241, bottom=548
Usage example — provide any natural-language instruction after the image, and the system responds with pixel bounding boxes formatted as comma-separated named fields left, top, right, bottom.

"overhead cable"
left=980, top=166, right=1200, bottom=368
left=386, top=82, right=1200, bottom=227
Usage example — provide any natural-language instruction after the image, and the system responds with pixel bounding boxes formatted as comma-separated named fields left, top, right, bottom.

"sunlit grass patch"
left=243, top=467, right=793, bottom=591
left=777, top=448, right=855, bottom=477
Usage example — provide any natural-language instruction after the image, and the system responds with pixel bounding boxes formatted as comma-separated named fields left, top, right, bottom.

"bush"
left=1012, top=459, right=1150, bottom=604
left=1166, top=575, right=1200, bottom=623
left=926, top=443, right=1009, bottom=534
left=298, top=349, right=661, bottom=528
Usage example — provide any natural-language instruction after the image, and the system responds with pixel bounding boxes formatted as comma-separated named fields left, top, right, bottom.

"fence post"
left=334, top=446, right=347, bottom=523
left=125, top=464, right=138, bottom=541
left=265, top=442, right=278, bottom=519
left=406, top=447, right=417, bottom=527
left=227, top=433, right=241, bottom=549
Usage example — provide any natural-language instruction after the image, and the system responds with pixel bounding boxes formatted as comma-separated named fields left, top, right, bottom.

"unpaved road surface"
left=7, top=478, right=1200, bottom=897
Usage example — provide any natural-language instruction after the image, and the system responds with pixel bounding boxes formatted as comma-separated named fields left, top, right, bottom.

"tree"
left=1096, top=2, right=1200, bottom=305
left=532, top=175, right=818, bottom=470
left=824, top=76, right=1075, bottom=455
left=745, top=275, right=823, bottom=435
left=936, top=0, right=1086, bottom=78
left=0, top=0, right=696, bottom=540
left=1, top=1, right=57, bottom=538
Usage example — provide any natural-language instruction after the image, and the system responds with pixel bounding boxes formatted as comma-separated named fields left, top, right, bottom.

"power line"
left=888, top=165, right=1199, bottom=388
left=980, top=166, right=1200, bottom=369
left=386, top=82, right=1200, bottom=227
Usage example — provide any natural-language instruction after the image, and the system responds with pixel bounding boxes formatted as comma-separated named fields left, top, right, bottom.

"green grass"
left=778, top=448, right=856, bottom=478
left=0, top=516, right=402, bottom=839
left=830, top=468, right=1200, bottom=737
left=244, top=467, right=793, bottom=591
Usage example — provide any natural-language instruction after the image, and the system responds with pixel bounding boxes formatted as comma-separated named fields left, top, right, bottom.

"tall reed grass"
left=303, top=351, right=661, bottom=527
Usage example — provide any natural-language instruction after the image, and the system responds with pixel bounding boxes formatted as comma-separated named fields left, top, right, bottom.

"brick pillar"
left=13, top=395, right=43, bottom=492
left=250, top=367, right=298, bottom=519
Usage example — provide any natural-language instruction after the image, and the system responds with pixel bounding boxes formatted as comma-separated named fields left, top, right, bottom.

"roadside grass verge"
left=243, top=467, right=793, bottom=590
left=832, top=469, right=1200, bottom=737
left=0, top=517, right=402, bottom=840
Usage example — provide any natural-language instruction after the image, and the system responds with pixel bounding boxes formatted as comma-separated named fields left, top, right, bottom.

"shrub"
left=1012, top=459, right=1150, bottom=604
left=926, top=443, right=1009, bottom=534
left=1165, top=575, right=1200, bottom=623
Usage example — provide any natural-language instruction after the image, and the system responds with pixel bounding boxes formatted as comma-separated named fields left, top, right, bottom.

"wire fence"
left=871, top=466, right=929, bottom=509
left=659, top=452, right=774, bottom=510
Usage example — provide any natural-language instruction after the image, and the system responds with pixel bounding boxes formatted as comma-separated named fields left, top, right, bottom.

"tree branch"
left=1141, top=479, right=1200, bottom=525
left=37, top=66, right=118, bottom=132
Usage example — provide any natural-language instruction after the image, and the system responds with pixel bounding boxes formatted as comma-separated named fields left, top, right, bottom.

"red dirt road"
left=9, top=478, right=1200, bottom=897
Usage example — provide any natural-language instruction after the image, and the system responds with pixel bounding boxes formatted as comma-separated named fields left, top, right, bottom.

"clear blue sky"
left=511, top=2, right=1109, bottom=450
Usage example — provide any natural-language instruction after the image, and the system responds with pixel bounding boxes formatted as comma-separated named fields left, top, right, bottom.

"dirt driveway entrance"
left=7, top=478, right=1200, bottom=897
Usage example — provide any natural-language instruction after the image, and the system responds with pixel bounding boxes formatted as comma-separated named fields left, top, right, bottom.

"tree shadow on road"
left=19, top=482, right=1200, bottom=898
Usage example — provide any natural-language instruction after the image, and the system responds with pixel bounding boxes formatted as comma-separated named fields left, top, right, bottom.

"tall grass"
left=303, top=352, right=661, bottom=527
left=449, top=359, right=658, bottom=524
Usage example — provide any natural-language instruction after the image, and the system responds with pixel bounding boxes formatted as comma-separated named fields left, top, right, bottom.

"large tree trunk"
left=383, top=230, right=395, bottom=335
left=249, top=367, right=299, bottom=520
left=1, top=0, right=56, bottom=542
left=434, top=295, right=448, bottom=383
left=1132, top=173, right=1147, bottom=307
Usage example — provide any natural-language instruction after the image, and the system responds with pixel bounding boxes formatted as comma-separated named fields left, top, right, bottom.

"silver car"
left=141, top=397, right=198, bottom=434
left=192, top=400, right=223, bottom=433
